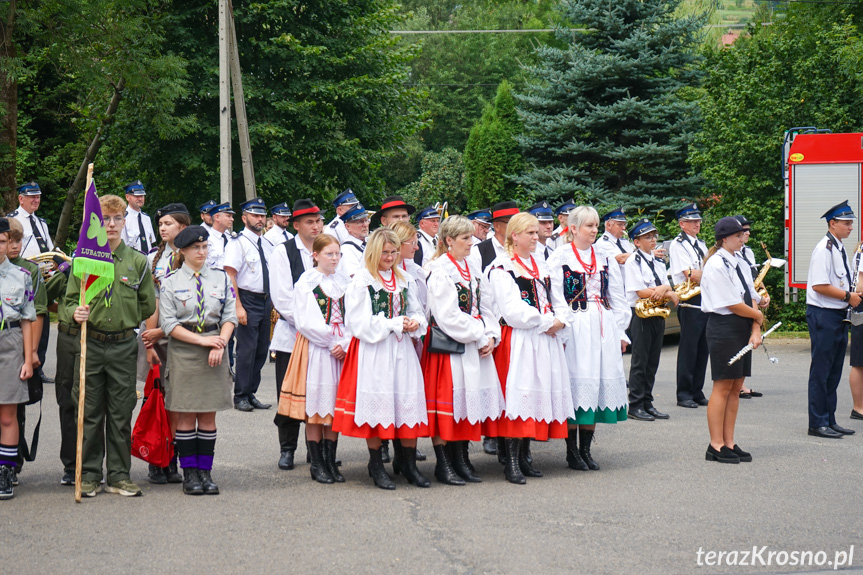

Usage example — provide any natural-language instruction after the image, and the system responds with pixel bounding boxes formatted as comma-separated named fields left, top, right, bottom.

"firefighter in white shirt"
left=264, top=202, right=295, bottom=246
left=9, top=181, right=54, bottom=260
left=120, top=180, right=157, bottom=255
left=414, top=206, right=441, bottom=267
left=324, top=188, right=359, bottom=244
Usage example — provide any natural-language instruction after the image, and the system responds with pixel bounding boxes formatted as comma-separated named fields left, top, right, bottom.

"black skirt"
left=850, top=324, right=863, bottom=367
left=706, top=313, right=753, bottom=380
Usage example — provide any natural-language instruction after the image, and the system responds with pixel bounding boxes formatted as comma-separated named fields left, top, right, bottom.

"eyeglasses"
left=402, top=240, right=418, bottom=247
left=381, top=250, right=399, bottom=258
left=104, top=216, right=125, bottom=224
left=317, top=252, right=341, bottom=258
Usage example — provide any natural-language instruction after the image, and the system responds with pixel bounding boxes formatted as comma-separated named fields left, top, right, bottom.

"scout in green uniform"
left=65, top=194, right=156, bottom=498
left=5, top=219, right=47, bottom=479
left=0, top=217, right=36, bottom=500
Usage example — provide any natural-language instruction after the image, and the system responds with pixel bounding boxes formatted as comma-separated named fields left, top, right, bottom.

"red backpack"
left=131, top=365, right=174, bottom=468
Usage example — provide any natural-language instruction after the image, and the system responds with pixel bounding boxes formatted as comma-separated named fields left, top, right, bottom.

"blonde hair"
left=504, top=212, right=539, bottom=256
left=389, top=220, right=417, bottom=245
left=432, top=214, right=474, bottom=260
left=312, top=233, right=340, bottom=268
left=6, top=217, right=23, bottom=241
left=566, top=206, right=599, bottom=242
left=99, top=194, right=127, bottom=215
left=364, top=228, right=405, bottom=282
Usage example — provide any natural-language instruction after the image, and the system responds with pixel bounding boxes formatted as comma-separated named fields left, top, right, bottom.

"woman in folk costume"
left=488, top=212, right=573, bottom=485
left=333, top=228, right=430, bottom=490
left=159, top=226, right=237, bottom=495
left=277, top=234, right=352, bottom=484
left=548, top=205, right=629, bottom=472
left=142, top=203, right=191, bottom=485
left=422, top=215, right=505, bottom=485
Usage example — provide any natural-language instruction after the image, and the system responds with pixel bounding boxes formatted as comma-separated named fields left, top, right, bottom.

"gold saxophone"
left=753, top=242, right=772, bottom=302
left=635, top=297, right=671, bottom=319
left=673, top=278, right=701, bottom=301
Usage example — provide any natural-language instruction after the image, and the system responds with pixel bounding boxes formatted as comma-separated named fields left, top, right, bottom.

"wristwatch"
left=843, top=291, right=852, bottom=303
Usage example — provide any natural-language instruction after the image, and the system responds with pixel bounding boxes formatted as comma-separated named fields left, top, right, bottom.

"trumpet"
left=673, top=278, right=701, bottom=301
left=28, top=249, right=72, bottom=280
left=635, top=297, right=671, bottom=319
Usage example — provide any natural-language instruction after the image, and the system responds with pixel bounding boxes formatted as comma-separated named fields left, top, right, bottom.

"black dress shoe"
left=739, top=391, right=752, bottom=399
left=731, top=444, right=752, bottom=462
left=830, top=423, right=855, bottom=435
left=677, top=399, right=699, bottom=408
left=249, top=396, right=272, bottom=410
left=278, top=450, right=295, bottom=470
left=808, top=426, right=843, bottom=439
left=705, top=444, right=739, bottom=463
left=695, top=398, right=709, bottom=406
left=645, top=406, right=670, bottom=420
left=748, top=389, right=763, bottom=397
left=851, top=409, right=863, bottom=421
left=234, top=399, right=254, bottom=412
left=628, top=407, right=655, bottom=421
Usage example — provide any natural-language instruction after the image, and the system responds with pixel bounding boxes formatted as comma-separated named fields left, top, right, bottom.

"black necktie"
left=222, top=233, right=228, bottom=248
left=283, top=230, right=289, bottom=242
left=257, top=237, right=270, bottom=294
left=643, top=256, right=663, bottom=286
left=734, top=264, right=753, bottom=307
left=137, top=213, right=149, bottom=253
left=29, top=215, right=48, bottom=253
left=615, top=237, right=626, bottom=254
left=689, top=237, right=704, bottom=261
left=432, top=236, right=437, bottom=247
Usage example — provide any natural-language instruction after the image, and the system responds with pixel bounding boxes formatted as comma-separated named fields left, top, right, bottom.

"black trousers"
left=806, top=305, right=847, bottom=428
left=676, top=296, right=709, bottom=402
left=55, top=328, right=80, bottom=471
left=628, top=310, right=665, bottom=410
left=233, top=290, right=272, bottom=403
left=273, top=350, right=302, bottom=452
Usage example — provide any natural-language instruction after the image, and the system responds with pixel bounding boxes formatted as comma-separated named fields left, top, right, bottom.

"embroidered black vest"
left=367, top=285, right=407, bottom=319
left=313, top=285, right=345, bottom=324
left=431, top=278, right=481, bottom=327
left=562, top=264, right=610, bottom=311
left=507, top=271, right=552, bottom=311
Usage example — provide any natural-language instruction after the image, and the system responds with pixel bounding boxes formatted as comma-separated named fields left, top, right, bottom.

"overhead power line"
left=391, top=23, right=772, bottom=35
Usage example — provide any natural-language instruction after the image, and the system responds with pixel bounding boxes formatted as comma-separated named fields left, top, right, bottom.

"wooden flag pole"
left=74, top=163, right=94, bottom=503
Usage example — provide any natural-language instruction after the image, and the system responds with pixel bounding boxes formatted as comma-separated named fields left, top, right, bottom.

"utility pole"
left=218, top=0, right=231, bottom=205
left=229, top=6, right=256, bottom=201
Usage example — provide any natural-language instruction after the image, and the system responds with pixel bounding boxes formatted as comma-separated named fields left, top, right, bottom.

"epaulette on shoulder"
left=8, top=209, right=18, bottom=217
left=551, top=232, right=560, bottom=241
left=602, top=235, right=611, bottom=242
left=329, top=220, right=339, bottom=228
left=675, top=234, right=685, bottom=243
left=230, top=231, right=238, bottom=239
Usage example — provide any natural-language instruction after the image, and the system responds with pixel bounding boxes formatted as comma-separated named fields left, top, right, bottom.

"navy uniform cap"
left=554, top=200, right=576, bottom=217
left=0, top=217, right=9, bottom=234
left=676, top=203, right=702, bottom=221
left=155, top=203, right=190, bottom=227
left=270, top=202, right=292, bottom=216
left=528, top=201, right=554, bottom=221
left=16, top=182, right=41, bottom=196
left=198, top=200, right=218, bottom=213
left=601, top=206, right=627, bottom=223
left=628, top=218, right=657, bottom=240
left=241, top=197, right=268, bottom=215
left=343, top=203, right=369, bottom=223
left=415, top=206, right=441, bottom=222
left=174, top=225, right=210, bottom=250
left=715, top=216, right=746, bottom=239
left=123, top=180, right=146, bottom=196
left=208, top=202, right=235, bottom=215
left=467, top=209, right=492, bottom=224
left=733, top=214, right=751, bottom=228
left=822, top=200, right=856, bottom=221
left=333, top=188, right=359, bottom=208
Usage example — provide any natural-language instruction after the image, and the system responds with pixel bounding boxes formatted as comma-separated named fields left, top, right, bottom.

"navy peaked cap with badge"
left=528, top=201, right=554, bottom=221
left=822, top=200, right=856, bottom=221
left=198, top=200, right=218, bottom=213
left=466, top=209, right=492, bottom=224
left=208, top=202, right=234, bottom=215
left=174, top=225, right=210, bottom=250
left=16, top=182, right=41, bottom=196
left=123, top=180, right=146, bottom=196
left=554, top=200, right=575, bottom=217
left=628, top=218, right=657, bottom=240
left=333, top=188, right=359, bottom=208
left=676, top=203, right=702, bottom=221
left=241, top=197, right=268, bottom=215
left=270, top=202, right=292, bottom=216
left=416, top=206, right=441, bottom=222
left=343, top=203, right=369, bottom=223
left=601, top=206, right=627, bottom=223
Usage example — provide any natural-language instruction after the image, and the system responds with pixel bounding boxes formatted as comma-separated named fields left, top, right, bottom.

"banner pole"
left=74, top=163, right=94, bottom=503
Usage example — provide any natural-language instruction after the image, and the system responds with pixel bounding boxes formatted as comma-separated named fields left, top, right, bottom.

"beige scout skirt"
left=0, top=327, right=28, bottom=404
left=165, top=337, right=233, bottom=412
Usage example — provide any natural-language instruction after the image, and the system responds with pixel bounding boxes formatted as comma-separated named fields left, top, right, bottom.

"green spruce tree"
left=516, top=0, right=706, bottom=212
left=463, top=80, right=524, bottom=210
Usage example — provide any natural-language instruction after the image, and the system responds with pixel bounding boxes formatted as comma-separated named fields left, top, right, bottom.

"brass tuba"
left=635, top=297, right=671, bottom=319
left=673, top=278, right=701, bottom=301
left=28, top=249, right=72, bottom=281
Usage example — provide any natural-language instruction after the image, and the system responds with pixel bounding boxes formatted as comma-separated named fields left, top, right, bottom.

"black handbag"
left=25, top=372, right=43, bottom=406
left=426, top=325, right=465, bottom=355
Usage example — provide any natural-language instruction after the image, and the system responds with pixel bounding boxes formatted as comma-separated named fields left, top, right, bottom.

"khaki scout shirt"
left=159, top=263, right=238, bottom=336
left=64, top=240, right=156, bottom=331
left=0, top=257, right=37, bottom=322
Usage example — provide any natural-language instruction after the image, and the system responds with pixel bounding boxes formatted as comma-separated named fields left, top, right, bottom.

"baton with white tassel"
left=727, top=321, right=782, bottom=366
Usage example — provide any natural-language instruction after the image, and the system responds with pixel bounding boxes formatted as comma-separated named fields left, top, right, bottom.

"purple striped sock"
left=174, top=429, right=198, bottom=469
left=197, top=428, right=217, bottom=471
left=0, top=443, right=17, bottom=467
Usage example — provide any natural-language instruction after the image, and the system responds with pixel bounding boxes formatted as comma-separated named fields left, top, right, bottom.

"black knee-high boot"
left=579, top=428, right=600, bottom=470
left=503, top=438, right=526, bottom=485
left=451, top=441, right=481, bottom=482
left=322, top=439, right=344, bottom=482
left=565, top=428, right=589, bottom=471
left=518, top=438, right=542, bottom=477
left=401, top=446, right=430, bottom=488
left=433, top=443, right=464, bottom=486
left=368, top=447, right=395, bottom=490
left=496, top=437, right=507, bottom=465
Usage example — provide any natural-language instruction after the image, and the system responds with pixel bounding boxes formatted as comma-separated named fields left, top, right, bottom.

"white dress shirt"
left=120, top=206, right=157, bottom=255
left=807, top=233, right=852, bottom=310
left=468, top=235, right=506, bottom=274
left=223, top=228, right=275, bottom=293
left=323, top=215, right=351, bottom=244
left=669, top=232, right=707, bottom=286
left=338, top=237, right=366, bottom=277
left=264, top=224, right=294, bottom=247
left=624, top=249, right=669, bottom=308
left=269, top=237, right=315, bottom=352
left=702, top=248, right=750, bottom=315
left=207, top=226, right=232, bottom=270
left=417, top=229, right=436, bottom=267
left=11, top=205, right=54, bottom=259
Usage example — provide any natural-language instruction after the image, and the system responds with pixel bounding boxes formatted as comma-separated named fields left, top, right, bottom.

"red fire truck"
left=784, top=127, right=863, bottom=302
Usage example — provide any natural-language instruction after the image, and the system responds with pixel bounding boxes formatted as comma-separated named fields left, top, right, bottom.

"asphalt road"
left=5, top=331, right=863, bottom=574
